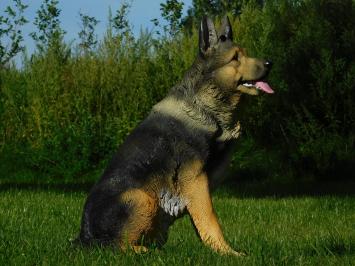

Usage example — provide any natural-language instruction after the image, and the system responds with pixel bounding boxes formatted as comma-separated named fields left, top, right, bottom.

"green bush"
left=0, top=29, right=197, bottom=178
left=231, top=0, right=355, bottom=180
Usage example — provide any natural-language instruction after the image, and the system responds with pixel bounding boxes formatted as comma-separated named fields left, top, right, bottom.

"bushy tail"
left=71, top=235, right=94, bottom=248
left=71, top=209, right=94, bottom=247
left=71, top=236, right=93, bottom=247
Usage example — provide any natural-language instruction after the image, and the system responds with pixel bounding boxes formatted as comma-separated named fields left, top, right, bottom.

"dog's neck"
left=151, top=57, right=216, bottom=134
left=168, top=56, right=242, bottom=141
left=152, top=96, right=219, bottom=137
left=153, top=56, right=243, bottom=142
left=170, top=56, right=205, bottom=97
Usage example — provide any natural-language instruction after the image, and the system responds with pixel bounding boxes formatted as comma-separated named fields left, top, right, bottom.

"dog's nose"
left=264, top=60, right=273, bottom=68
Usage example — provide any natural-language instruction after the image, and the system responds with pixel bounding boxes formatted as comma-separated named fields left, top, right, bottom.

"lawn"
left=0, top=182, right=354, bottom=265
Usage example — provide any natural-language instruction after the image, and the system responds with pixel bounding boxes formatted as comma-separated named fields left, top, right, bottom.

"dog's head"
left=198, top=16, right=274, bottom=96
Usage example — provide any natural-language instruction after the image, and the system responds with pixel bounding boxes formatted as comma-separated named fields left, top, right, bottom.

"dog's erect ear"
left=218, top=15, right=233, bottom=41
left=199, top=16, right=217, bottom=55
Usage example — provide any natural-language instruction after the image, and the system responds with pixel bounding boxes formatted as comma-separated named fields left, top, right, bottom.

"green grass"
left=0, top=184, right=354, bottom=265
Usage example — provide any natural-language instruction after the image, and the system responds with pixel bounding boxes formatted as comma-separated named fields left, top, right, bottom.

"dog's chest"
left=159, top=189, right=187, bottom=217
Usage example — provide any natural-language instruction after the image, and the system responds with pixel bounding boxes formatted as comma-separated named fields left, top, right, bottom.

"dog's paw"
left=230, top=250, right=247, bottom=257
left=132, top=245, right=149, bottom=254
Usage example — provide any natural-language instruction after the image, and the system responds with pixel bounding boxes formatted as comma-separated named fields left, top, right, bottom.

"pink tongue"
left=255, top=81, right=274, bottom=94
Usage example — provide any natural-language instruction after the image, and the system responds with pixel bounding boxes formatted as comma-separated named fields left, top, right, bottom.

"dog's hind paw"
left=132, top=245, right=149, bottom=254
left=231, top=250, right=247, bottom=257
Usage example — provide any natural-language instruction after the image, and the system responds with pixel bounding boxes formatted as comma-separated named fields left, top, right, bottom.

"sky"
left=1, top=0, right=192, bottom=64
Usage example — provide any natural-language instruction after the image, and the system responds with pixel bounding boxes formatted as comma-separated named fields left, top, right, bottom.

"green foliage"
left=110, top=0, right=132, bottom=37
left=160, top=0, right=184, bottom=36
left=0, top=0, right=28, bottom=67
left=29, top=0, right=65, bottom=53
left=78, top=12, right=99, bottom=54
left=0, top=14, right=196, bottom=179
left=151, top=0, right=185, bottom=37
left=182, top=0, right=264, bottom=30
left=231, top=0, right=355, bottom=179
left=0, top=0, right=354, bottom=180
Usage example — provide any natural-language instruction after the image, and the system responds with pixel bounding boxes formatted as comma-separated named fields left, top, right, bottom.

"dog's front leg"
left=182, top=173, right=244, bottom=256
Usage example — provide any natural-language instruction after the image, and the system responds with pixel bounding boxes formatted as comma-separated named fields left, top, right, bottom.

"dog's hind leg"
left=118, top=189, right=158, bottom=252
left=182, top=172, right=244, bottom=256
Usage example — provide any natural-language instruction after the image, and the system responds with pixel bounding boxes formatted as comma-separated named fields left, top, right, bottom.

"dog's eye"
left=232, top=53, right=239, bottom=61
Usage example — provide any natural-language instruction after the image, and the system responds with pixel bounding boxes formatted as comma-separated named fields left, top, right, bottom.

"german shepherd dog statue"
left=76, top=16, right=273, bottom=256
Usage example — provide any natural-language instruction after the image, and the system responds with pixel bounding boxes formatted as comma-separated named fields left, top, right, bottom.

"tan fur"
left=215, top=63, right=238, bottom=88
left=183, top=173, right=232, bottom=253
left=118, top=159, right=232, bottom=253
left=214, top=47, right=265, bottom=96
left=131, top=245, right=149, bottom=254
left=119, top=189, right=158, bottom=249
left=153, top=97, right=218, bottom=134
left=159, top=159, right=239, bottom=255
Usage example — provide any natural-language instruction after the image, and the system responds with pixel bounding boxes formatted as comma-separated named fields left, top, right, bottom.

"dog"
left=76, top=15, right=273, bottom=256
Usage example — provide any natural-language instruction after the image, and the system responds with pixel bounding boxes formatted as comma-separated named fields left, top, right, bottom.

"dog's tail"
left=70, top=236, right=89, bottom=247
left=73, top=187, right=128, bottom=248
left=71, top=204, right=95, bottom=247
left=71, top=227, right=94, bottom=247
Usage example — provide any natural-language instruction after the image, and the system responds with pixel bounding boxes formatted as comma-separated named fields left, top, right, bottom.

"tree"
left=182, top=0, right=265, bottom=30
left=160, top=0, right=184, bottom=36
left=0, top=0, right=28, bottom=67
left=151, top=0, right=184, bottom=37
left=30, top=0, right=66, bottom=52
left=78, top=12, right=99, bottom=54
left=111, top=0, right=132, bottom=37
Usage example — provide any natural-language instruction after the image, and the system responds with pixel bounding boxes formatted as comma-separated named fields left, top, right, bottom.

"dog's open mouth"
left=242, top=81, right=274, bottom=94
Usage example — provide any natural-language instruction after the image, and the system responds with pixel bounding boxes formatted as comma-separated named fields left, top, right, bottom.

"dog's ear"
left=199, top=16, right=217, bottom=56
left=218, top=15, right=233, bottom=41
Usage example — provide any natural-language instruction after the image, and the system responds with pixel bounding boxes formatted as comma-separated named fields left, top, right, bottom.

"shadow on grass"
left=218, top=180, right=355, bottom=198
left=302, top=236, right=355, bottom=256
left=1, top=178, right=354, bottom=198
left=0, top=181, right=94, bottom=193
